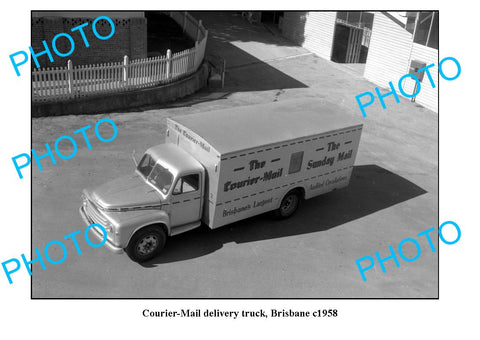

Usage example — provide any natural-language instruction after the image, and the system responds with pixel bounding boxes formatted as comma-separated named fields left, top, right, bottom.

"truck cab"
left=80, top=143, right=205, bottom=262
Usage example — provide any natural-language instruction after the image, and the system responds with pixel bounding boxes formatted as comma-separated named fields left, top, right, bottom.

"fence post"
left=67, top=60, right=73, bottom=94
left=166, top=49, right=172, bottom=79
left=123, top=55, right=129, bottom=87
left=193, top=41, right=198, bottom=68
left=196, top=20, right=202, bottom=41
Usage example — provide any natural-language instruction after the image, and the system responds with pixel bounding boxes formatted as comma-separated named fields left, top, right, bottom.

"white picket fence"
left=169, top=11, right=208, bottom=42
left=32, top=12, right=208, bottom=102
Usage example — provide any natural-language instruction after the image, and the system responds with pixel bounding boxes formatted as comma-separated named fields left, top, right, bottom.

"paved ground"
left=32, top=12, right=438, bottom=298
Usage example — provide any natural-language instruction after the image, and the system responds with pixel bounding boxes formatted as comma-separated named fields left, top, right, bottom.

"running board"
left=170, top=221, right=202, bottom=236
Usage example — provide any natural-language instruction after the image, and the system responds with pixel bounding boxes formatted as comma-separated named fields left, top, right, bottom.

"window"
left=288, top=151, right=304, bottom=174
left=137, top=153, right=156, bottom=178
left=137, top=154, right=174, bottom=195
left=405, top=12, right=416, bottom=34
left=336, top=12, right=373, bottom=29
left=173, top=174, right=199, bottom=195
left=337, top=12, right=347, bottom=21
left=148, top=164, right=174, bottom=195
left=412, top=12, right=438, bottom=50
left=347, top=12, right=361, bottom=26
left=427, top=13, right=438, bottom=49
left=362, top=13, right=374, bottom=30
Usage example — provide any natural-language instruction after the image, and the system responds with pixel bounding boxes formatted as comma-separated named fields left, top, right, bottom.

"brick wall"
left=31, top=16, right=147, bottom=69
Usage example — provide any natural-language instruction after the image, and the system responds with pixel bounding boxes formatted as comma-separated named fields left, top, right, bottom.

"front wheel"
left=275, top=190, right=301, bottom=219
left=126, top=226, right=166, bottom=262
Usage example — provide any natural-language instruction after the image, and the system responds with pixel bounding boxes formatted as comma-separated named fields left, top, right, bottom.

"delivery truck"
left=80, top=99, right=363, bottom=262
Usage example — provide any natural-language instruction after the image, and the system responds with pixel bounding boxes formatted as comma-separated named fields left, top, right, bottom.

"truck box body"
left=166, top=100, right=363, bottom=229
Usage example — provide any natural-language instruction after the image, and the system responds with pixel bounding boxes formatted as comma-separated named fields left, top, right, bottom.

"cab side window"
left=173, top=174, right=200, bottom=195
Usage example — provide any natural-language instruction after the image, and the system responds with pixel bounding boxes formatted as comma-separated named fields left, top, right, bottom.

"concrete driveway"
left=32, top=12, right=437, bottom=298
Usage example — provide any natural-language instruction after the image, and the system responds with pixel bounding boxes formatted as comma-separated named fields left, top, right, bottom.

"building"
left=31, top=12, right=147, bottom=68
left=278, top=12, right=373, bottom=63
left=364, top=12, right=438, bottom=112
left=260, top=11, right=438, bottom=113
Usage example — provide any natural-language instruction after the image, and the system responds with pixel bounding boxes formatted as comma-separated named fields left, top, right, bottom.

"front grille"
left=84, top=198, right=108, bottom=226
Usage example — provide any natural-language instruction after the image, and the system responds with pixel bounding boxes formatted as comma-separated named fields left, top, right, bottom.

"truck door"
left=169, top=173, right=202, bottom=227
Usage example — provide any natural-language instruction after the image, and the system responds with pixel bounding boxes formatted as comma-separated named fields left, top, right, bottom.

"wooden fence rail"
left=32, top=12, right=208, bottom=103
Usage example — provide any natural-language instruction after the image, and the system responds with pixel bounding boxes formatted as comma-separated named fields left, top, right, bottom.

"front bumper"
left=80, top=205, right=124, bottom=254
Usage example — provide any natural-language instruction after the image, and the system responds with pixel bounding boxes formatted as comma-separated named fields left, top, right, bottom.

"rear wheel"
left=126, top=226, right=166, bottom=262
left=275, top=190, right=301, bottom=219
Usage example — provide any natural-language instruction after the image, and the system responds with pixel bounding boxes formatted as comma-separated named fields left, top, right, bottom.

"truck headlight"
left=103, top=224, right=113, bottom=233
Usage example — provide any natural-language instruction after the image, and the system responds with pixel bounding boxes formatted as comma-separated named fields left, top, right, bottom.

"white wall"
left=364, top=12, right=413, bottom=90
left=401, top=43, right=438, bottom=112
left=282, top=12, right=336, bottom=60
left=364, top=12, right=438, bottom=113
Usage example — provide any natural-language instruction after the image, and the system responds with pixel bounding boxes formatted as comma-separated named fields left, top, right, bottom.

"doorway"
left=331, top=12, right=373, bottom=64
left=331, top=24, right=363, bottom=63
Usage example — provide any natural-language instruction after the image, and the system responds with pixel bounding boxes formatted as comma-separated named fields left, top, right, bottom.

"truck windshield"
left=137, top=153, right=173, bottom=194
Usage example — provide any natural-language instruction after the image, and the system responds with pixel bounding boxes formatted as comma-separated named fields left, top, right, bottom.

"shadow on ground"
left=194, top=11, right=300, bottom=47
left=215, top=44, right=309, bottom=92
left=141, top=164, right=427, bottom=267
left=195, top=11, right=309, bottom=92
left=84, top=11, right=309, bottom=114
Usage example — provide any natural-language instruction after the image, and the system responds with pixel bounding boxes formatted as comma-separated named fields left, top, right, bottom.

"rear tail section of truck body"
left=166, top=99, right=363, bottom=229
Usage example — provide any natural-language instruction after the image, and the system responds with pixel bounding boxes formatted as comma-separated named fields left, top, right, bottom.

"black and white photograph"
left=29, top=10, right=438, bottom=298
left=0, top=1, right=477, bottom=339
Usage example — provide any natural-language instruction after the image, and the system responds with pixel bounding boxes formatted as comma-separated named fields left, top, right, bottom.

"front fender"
left=107, top=208, right=170, bottom=248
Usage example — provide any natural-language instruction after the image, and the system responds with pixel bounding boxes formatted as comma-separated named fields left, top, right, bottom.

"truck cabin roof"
left=169, top=99, right=362, bottom=155
left=146, top=143, right=204, bottom=177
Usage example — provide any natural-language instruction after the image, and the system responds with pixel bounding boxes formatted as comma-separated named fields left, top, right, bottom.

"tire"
left=126, top=226, right=166, bottom=262
left=275, top=190, right=301, bottom=219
